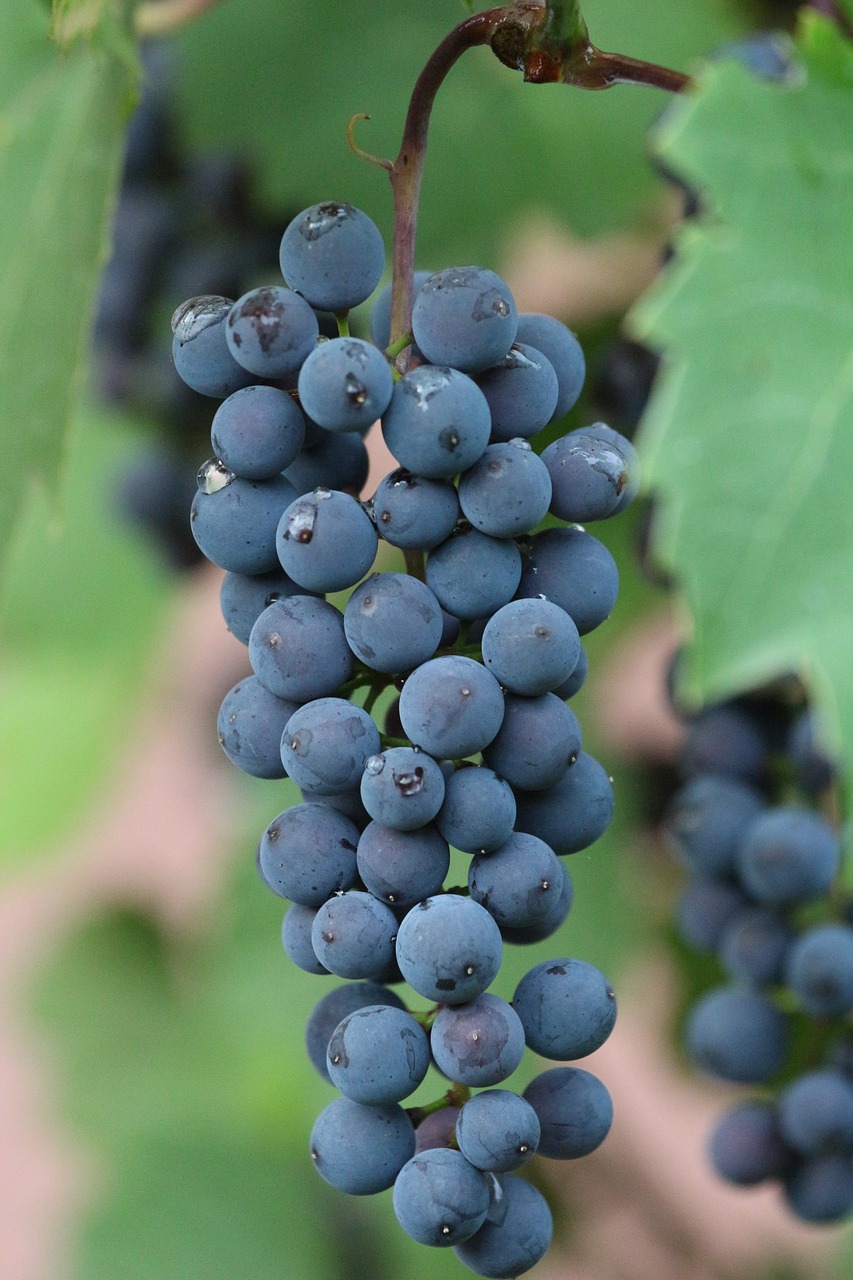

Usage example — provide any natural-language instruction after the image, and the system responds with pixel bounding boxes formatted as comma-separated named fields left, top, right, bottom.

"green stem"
left=362, top=683, right=383, bottom=716
left=385, top=330, right=415, bottom=360
left=407, top=1082, right=472, bottom=1125
left=335, top=312, right=351, bottom=338
left=403, top=548, right=427, bottom=583
left=541, top=0, right=588, bottom=45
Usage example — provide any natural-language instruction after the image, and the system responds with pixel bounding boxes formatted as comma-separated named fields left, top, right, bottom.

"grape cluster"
left=666, top=691, right=853, bottom=1223
left=174, top=199, right=639, bottom=1276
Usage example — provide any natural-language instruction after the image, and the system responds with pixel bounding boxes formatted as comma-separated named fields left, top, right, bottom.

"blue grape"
left=476, top=343, right=558, bottom=441
left=500, top=867, right=574, bottom=946
left=468, top=834, right=564, bottom=929
left=425, top=527, right=522, bottom=621
left=453, top=1173, right=553, bottom=1278
left=788, top=709, right=835, bottom=794
left=220, top=567, right=309, bottom=644
left=680, top=703, right=770, bottom=787
left=457, top=440, right=552, bottom=538
left=481, top=598, right=581, bottom=697
left=370, top=271, right=431, bottom=348
left=541, top=433, right=629, bottom=522
left=552, top=643, right=588, bottom=699
left=777, top=1069, right=853, bottom=1156
left=280, top=201, right=385, bottom=311
left=435, top=766, right=516, bottom=855
left=381, top=365, right=491, bottom=479
left=297, top=337, right=394, bottom=432
left=276, top=488, right=378, bottom=593
left=717, top=32, right=797, bottom=82
left=301, top=786, right=370, bottom=830
left=211, top=385, right=306, bottom=479
left=306, top=982, right=405, bottom=1082
left=327, top=1004, right=431, bottom=1105
left=786, top=923, right=853, bottom=1017
left=412, top=267, right=518, bottom=373
left=282, top=903, right=329, bottom=975
left=737, top=807, right=840, bottom=906
left=718, top=908, right=793, bottom=987
left=399, top=656, right=504, bottom=759
left=708, top=1101, right=792, bottom=1186
left=483, top=694, right=581, bottom=792
left=512, top=957, right=616, bottom=1060
left=284, top=429, right=370, bottom=496
left=191, top=464, right=298, bottom=574
left=171, top=295, right=255, bottom=398
left=249, top=595, right=353, bottom=702
left=515, top=313, right=585, bottom=419
left=455, top=1091, right=540, bottom=1173
left=217, top=676, right=299, bottom=779
left=784, top=1154, right=853, bottom=1223
left=675, top=877, right=752, bottom=952
left=430, top=993, right=525, bottom=1088
left=395, top=894, right=503, bottom=1004
left=685, top=986, right=789, bottom=1083
left=356, top=819, right=450, bottom=908
left=573, top=423, right=640, bottom=515
left=664, top=774, right=766, bottom=879
left=310, top=1097, right=414, bottom=1195
left=359, top=750, right=446, bottom=831
left=415, top=1107, right=462, bottom=1154
left=393, top=1147, right=490, bottom=1247
left=344, top=573, right=443, bottom=674
left=517, top=526, right=619, bottom=634
left=523, top=1066, right=613, bottom=1159
left=225, top=285, right=319, bottom=379
left=513, top=750, right=614, bottom=854
left=311, top=890, right=399, bottom=980
left=371, top=467, right=460, bottom=550
left=257, top=802, right=359, bottom=906
left=281, top=697, right=380, bottom=795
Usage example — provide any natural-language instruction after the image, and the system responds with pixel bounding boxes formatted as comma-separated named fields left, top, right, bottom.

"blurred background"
left=3, top=0, right=851, bottom=1277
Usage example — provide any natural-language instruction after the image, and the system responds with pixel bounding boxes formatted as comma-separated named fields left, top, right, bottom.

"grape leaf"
left=0, top=0, right=136, bottom=576
left=630, top=16, right=853, bottom=806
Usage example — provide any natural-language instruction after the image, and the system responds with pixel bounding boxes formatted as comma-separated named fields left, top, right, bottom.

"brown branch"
left=386, top=2, right=689, bottom=346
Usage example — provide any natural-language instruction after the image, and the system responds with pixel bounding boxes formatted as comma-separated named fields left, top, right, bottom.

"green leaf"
left=630, top=19, right=853, bottom=805
left=0, top=0, right=136, bottom=576
left=0, top=403, right=173, bottom=877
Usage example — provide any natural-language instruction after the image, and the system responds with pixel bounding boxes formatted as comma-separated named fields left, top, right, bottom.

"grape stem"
left=386, top=0, right=690, bottom=345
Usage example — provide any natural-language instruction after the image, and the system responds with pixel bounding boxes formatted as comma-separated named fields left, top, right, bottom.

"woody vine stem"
left=382, top=0, right=691, bottom=349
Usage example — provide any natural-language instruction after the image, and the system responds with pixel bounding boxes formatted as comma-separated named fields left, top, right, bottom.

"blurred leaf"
left=174, top=0, right=743, bottom=270
left=0, top=405, right=173, bottom=875
left=631, top=19, right=853, bottom=812
left=0, top=0, right=136, bottom=577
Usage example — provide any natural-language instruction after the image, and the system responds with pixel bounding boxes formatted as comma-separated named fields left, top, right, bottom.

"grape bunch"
left=173, top=199, right=639, bottom=1276
left=665, top=690, right=853, bottom=1224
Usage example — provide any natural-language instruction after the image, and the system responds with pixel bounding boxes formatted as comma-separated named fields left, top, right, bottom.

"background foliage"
left=2, top=0, right=852, bottom=1277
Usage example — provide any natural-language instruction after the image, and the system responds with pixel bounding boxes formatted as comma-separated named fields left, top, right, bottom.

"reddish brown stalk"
left=387, top=6, right=513, bottom=346
left=386, top=3, right=690, bottom=346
